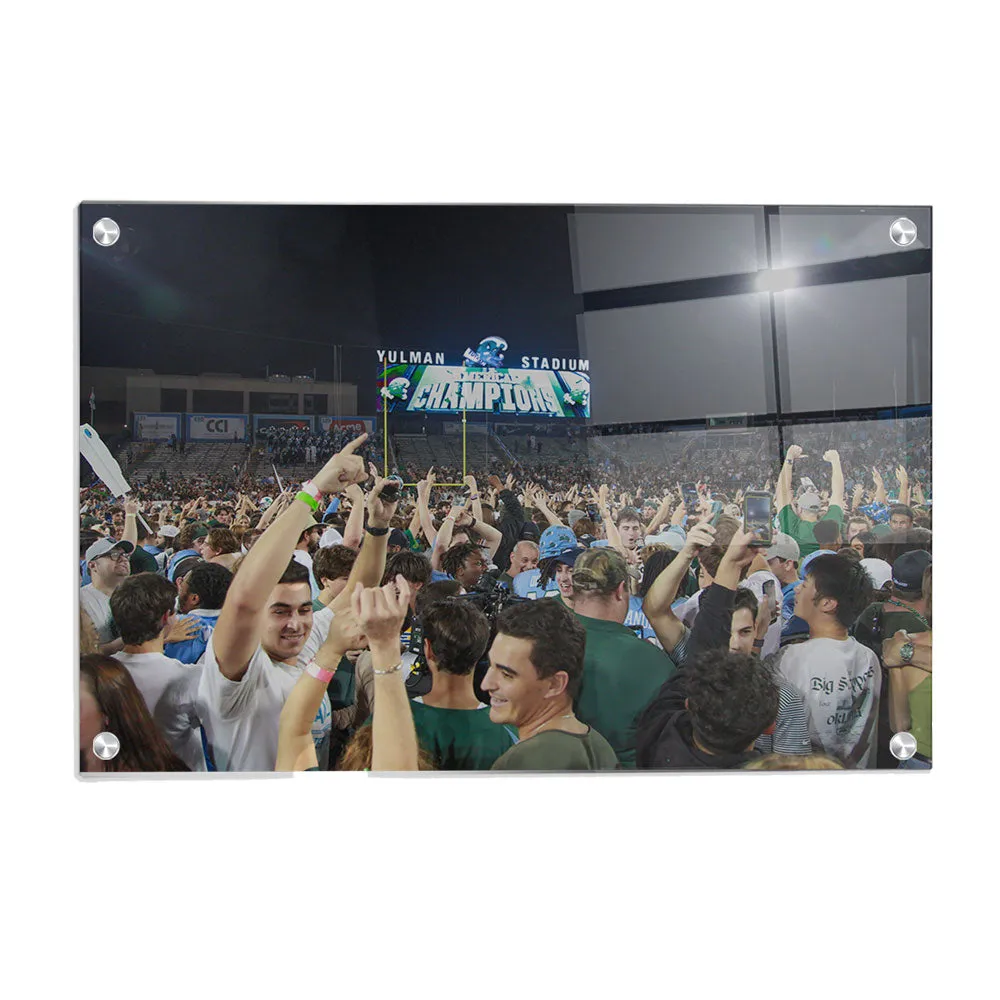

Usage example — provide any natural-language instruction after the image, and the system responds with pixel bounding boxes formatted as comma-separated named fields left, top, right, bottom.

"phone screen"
left=682, top=483, right=699, bottom=510
left=746, top=495, right=770, bottom=526
left=452, top=496, right=466, bottom=509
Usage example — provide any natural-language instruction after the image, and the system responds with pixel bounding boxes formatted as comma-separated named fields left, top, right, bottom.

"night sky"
left=78, top=204, right=584, bottom=390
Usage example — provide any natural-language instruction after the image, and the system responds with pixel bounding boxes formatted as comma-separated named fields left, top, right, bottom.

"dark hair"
left=441, top=541, right=482, bottom=579
left=80, top=530, right=102, bottom=558
left=185, top=562, right=232, bottom=611
left=109, top=573, right=178, bottom=645
left=298, top=522, right=323, bottom=544
left=205, top=527, right=239, bottom=555
left=638, top=548, right=679, bottom=600
left=685, top=650, right=779, bottom=755
left=889, top=504, right=914, bottom=523
left=616, top=506, right=643, bottom=527
left=313, top=545, right=357, bottom=586
left=733, top=587, right=759, bottom=619
left=80, top=655, right=189, bottom=772
left=837, top=545, right=862, bottom=564
left=414, top=579, right=462, bottom=615
left=422, top=600, right=491, bottom=675
left=381, top=550, right=432, bottom=587
left=874, top=528, right=932, bottom=566
left=812, top=519, right=841, bottom=546
left=573, top=517, right=597, bottom=539
left=495, top=599, right=586, bottom=700
left=855, top=530, right=879, bottom=560
left=804, top=554, right=873, bottom=628
left=278, top=558, right=311, bottom=587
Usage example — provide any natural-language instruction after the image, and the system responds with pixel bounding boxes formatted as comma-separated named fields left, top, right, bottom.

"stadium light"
left=755, top=267, right=800, bottom=293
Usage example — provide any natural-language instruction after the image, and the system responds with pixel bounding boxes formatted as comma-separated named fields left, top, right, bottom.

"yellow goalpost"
left=382, top=365, right=467, bottom=487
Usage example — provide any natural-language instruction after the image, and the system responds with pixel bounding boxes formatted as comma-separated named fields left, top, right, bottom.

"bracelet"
left=752, top=639, right=765, bottom=648
left=372, top=660, right=403, bottom=675
left=296, top=491, right=319, bottom=511
left=301, top=480, right=323, bottom=500
left=365, top=525, right=389, bottom=536
left=469, top=516, right=477, bottom=529
left=304, top=661, right=336, bottom=684
left=468, top=494, right=479, bottom=501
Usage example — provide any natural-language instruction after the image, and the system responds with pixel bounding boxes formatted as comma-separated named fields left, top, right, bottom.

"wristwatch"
left=898, top=641, right=915, bottom=664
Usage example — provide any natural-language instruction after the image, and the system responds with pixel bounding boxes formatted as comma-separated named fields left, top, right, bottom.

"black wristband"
left=365, top=525, right=389, bottom=537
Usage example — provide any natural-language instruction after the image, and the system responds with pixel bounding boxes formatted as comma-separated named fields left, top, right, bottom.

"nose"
left=481, top=666, right=497, bottom=694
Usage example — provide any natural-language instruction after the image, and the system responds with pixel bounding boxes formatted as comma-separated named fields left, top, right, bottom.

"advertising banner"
left=317, top=416, right=375, bottom=436
left=134, top=412, right=181, bottom=441
left=187, top=414, right=248, bottom=441
left=253, top=414, right=315, bottom=436
left=376, top=339, right=589, bottom=418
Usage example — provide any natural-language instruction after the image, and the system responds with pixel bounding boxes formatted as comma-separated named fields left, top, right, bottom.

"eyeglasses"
left=103, top=550, right=130, bottom=561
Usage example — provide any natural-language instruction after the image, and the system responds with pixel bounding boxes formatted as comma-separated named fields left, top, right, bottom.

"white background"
left=2, top=3, right=994, bottom=999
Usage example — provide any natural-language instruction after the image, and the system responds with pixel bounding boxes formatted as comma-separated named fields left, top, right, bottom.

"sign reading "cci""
left=206, top=419, right=231, bottom=432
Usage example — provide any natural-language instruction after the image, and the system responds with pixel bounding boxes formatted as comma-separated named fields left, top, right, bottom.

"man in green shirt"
left=408, top=598, right=516, bottom=769
left=776, top=445, right=846, bottom=560
left=570, top=547, right=677, bottom=768
left=484, top=600, right=618, bottom=770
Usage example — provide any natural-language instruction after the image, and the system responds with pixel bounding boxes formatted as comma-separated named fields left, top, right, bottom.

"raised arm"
left=645, top=494, right=673, bottom=535
left=464, top=475, right=483, bottom=523
left=121, top=498, right=140, bottom=548
left=824, top=450, right=845, bottom=511
left=776, top=444, right=803, bottom=513
left=276, top=606, right=367, bottom=771
left=642, top=519, right=717, bottom=654
left=354, top=578, right=419, bottom=771
left=212, top=435, right=369, bottom=681
left=872, top=467, right=888, bottom=505
left=598, top=484, right=626, bottom=557
left=851, top=481, right=866, bottom=512
left=431, top=514, right=456, bottom=571
left=456, top=508, right=502, bottom=560
left=530, top=485, right=564, bottom=528
left=342, top=483, right=366, bottom=551
left=329, top=465, right=398, bottom=614
left=417, top=470, right=438, bottom=546
left=895, top=465, right=911, bottom=507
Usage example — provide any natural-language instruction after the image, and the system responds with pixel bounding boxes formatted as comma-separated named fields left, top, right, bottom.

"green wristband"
left=296, top=491, right=319, bottom=512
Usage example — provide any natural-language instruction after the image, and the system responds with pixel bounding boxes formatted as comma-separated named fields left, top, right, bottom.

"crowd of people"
left=78, top=420, right=932, bottom=774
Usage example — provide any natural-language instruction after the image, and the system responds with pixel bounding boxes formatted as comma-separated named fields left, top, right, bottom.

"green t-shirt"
left=909, top=675, right=932, bottom=759
left=574, top=614, right=677, bottom=769
left=410, top=700, right=517, bottom=770
left=778, top=504, right=845, bottom=559
left=491, top=727, right=619, bottom=771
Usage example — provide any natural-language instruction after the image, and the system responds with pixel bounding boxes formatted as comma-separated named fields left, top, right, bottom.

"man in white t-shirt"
left=769, top=553, right=880, bottom=767
left=80, top=537, right=135, bottom=655
left=109, top=572, right=206, bottom=771
left=199, top=436, right=394, bottom=771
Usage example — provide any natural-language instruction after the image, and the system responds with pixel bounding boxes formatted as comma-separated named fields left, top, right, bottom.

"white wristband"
left=301, top=480, right=323, bottom=500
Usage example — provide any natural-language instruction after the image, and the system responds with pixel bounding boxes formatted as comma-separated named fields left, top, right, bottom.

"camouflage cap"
left=571, top=546, right=629, bottom=595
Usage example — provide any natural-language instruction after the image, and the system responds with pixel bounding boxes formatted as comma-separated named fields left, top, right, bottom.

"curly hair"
left=206, top=527, right=240, bottom=555
left=685, top=650, right=779, bottom=755
left=441, top=541, right=481, bottom=579
left=185, top=562, right=233, bottom=611
left=313, top=545, right=357, bottom=586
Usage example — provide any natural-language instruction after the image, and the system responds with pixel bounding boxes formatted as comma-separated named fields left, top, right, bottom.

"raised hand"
left=786, top=445, right=805, bottom=462
left=598, top=484, right=609, bottom=507
left=682, top=519, right=717, bottom=555
left=488, top=474, right=503, bottom=492
left=124, top=498, right=140, bottom=516
left=823, top=450, right=840, bottom=464
left=721, top=527, right=760, bottom=569
left=872, top=467, right=884, bottom=487
left=896, top=465, right=909, bottom=485
left=311, top=434, right=369, bottom=493
left=366, top=462, right=398, bottom=528
left=352, top=576, right=412, bottom=646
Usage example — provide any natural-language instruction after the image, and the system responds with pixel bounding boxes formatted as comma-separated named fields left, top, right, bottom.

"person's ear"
left=188, top=592, right=201, bottom=609
left=423, top=638, right=436, bottom=668
left=543, top=670, right=569, bottom=700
